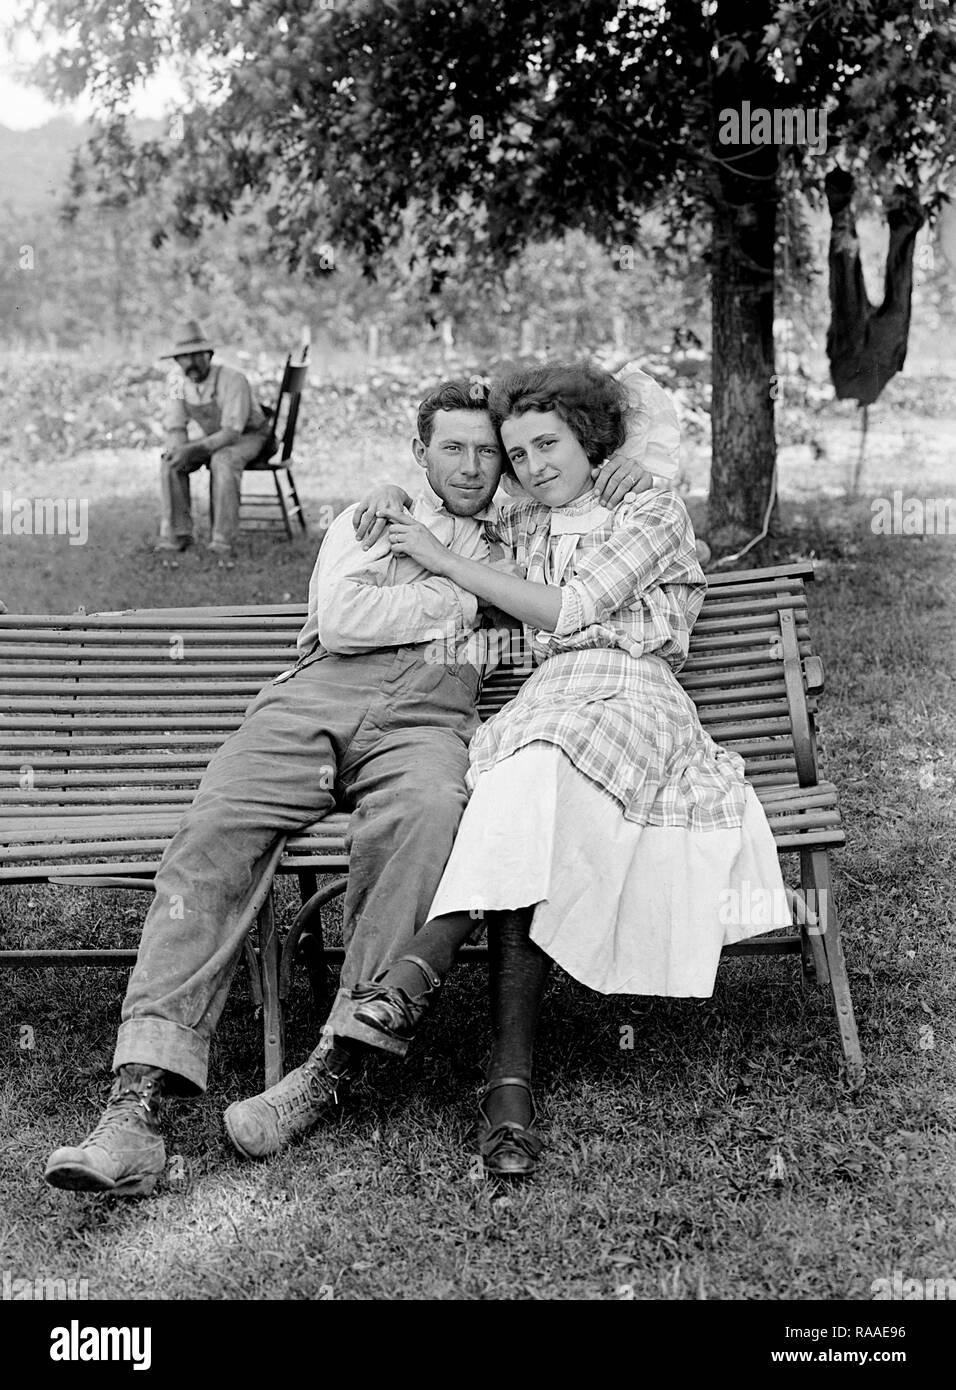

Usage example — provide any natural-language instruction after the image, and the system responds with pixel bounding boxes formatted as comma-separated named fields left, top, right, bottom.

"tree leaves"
left=24, top=0, right=956, bottom=272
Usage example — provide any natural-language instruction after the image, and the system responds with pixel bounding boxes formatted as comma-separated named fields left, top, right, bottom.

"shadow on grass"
left=0, top=488, right=341, bottom=615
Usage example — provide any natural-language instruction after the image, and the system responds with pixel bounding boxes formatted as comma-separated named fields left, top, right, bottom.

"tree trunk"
left=709, top=181, right=778, bottom=538
left=707, top=2, right=780, bottom=542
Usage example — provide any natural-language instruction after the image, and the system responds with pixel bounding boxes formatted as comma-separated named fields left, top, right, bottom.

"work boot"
left=224, top=1041, right=352, bottom=1160
left=44, top=1064, right=167, bottom=1197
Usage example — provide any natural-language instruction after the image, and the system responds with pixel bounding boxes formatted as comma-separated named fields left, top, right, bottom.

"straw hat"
left=159, top=320, right=215, bottom=359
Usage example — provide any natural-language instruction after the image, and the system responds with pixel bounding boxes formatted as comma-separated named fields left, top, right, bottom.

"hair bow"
left=607, top=361, right=681, bottom=482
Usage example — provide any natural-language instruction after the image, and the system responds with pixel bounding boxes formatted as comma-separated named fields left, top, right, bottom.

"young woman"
left=346, top=362, right=787, bottom=1178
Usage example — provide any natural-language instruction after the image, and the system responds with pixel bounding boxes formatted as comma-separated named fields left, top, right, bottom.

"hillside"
left=0, top=116, right=164, bottom=214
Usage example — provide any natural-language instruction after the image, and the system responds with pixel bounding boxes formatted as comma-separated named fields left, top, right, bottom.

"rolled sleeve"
left=555, top=584, right=586, bottom=636
left=162, top=381, right=188, bottom=433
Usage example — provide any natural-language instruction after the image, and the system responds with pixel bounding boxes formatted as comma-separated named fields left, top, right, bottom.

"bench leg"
left=242, top=937, right=264, bottom=1010
left=297, top=870, right=318, bottom=903
left=280, top=877, right=347, bottom=1019
left=807, top=848, right=865, bottom=1088
left=257, top=888, right=284, bottom=1088
left=799, top=850, right=830, bottom=987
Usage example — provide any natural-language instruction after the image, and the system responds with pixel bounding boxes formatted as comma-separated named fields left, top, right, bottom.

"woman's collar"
left=548, top=485, right=612, bottom=533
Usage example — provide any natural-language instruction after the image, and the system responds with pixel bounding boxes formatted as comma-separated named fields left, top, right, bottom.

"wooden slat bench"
left=0, top=562, right=864, bottom=1089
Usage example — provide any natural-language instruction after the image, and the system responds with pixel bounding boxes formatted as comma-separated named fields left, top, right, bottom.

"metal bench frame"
left=0, top=562, right=864, bottom=1090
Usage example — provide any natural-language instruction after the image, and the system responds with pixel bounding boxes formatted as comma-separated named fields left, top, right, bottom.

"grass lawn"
left=1, top=382, right=955, bottom=1300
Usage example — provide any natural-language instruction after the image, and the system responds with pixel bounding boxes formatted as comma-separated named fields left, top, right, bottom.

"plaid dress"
left=472, top=487, right=749, bottom=829
left=428, top=486, right=788, bottom=996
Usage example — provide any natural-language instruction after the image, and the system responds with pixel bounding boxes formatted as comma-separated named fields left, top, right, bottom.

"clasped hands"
left=161, top=442, right=211, bottom=468
left=378, top=506, right=453, bottom=574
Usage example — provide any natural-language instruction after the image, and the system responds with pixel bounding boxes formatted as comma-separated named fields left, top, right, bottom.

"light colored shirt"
left=296, top=491, right=493, bottom=657
left=162, top=362, right=268, bottom=437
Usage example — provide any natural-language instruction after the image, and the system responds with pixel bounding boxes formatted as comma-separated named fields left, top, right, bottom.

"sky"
left=0, top=62, right=181, bottom=130
left=0, top=23, right=180, bottom=130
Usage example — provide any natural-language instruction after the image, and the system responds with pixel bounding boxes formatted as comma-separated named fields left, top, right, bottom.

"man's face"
left=174, top=350, right=213, bottom=383
left=413, top=409, right=502, bottom=516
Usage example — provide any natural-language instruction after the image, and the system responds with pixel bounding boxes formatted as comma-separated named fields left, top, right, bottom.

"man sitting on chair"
left=156, top=320, right=275, bottom=558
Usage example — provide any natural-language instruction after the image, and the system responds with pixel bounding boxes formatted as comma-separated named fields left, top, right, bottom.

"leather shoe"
left=477, top=1076, right=543, bottom=1179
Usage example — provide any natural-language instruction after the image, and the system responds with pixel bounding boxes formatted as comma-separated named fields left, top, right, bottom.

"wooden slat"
left=687, top=681, right=786, bottom=704
left=681, top=645, right=810, bottom=672
left=0, top=789, right=200, bottom=805
left=0, top=715, right=245, bottom=731
left=1, top=771, right=206, bottom=788
left=697, top=700, right=790, bottom=722
left=688, top=626, right=807, bottom=653
left=0, top=611, right=305, bottom=629
left=704, top=718, right=794, bottom=740
left=721, top=738, right=796, bottom=757
left=679, top=665, right=799, bottom=690
left=0, top=950, right=140, bottom=965
left=1, top=698, right=255, bottom=714
left=702, top=583, right=806, bottom=603
left=760, top=782, right=838, bottom=807
left=0, top=810, right=351, bottom=837
left=0, top=854, right=351, bottom=882
left=0, top=642, right=294, bottom=658
left=1, top=662, right=285, bottom=679
left=0, top=753, right=217, bottom=769
left=0, top=686, right=261, bottom=700
left=692, top=612, right=810, bottom=634
left=0, top=734, right=229, bottom=748
left=692, top=595, right=807, bottom=618
left=739, top=756, right=797, bottom=774
left=0, top=629, right=299, bottom=645
left=702, top=561, right=814, bottom=584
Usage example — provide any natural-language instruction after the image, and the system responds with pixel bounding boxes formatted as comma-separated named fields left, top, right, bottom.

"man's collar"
left=418, top=489, right=497, bottom=523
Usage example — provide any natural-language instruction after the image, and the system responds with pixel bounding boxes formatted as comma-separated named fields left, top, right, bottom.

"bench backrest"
left=0, top=563, right=817, bottom=818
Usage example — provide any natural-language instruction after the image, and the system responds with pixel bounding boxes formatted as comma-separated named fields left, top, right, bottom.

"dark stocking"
left=375, top=910, right=479, bottom=996
left=483, top=908, right=551, bottom=1130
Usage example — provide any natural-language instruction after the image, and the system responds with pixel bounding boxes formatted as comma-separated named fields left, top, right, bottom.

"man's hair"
left=417, top=378, right=491, bottom=446
left=488, top=362, right=628, bottom=472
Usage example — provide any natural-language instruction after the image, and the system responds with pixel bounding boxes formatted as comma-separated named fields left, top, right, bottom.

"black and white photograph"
left=1, top=0, right=954, bottom=1336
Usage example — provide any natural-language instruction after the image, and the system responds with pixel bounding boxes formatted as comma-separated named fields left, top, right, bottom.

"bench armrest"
left=803, top=655, right=825, bottom=695
left=778, top=607, right=820, bottom=787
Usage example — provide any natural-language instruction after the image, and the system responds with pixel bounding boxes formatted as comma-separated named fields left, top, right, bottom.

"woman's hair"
left=487, top=362, right=629, bottom=474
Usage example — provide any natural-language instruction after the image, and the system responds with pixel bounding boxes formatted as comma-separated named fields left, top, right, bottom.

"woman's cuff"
left=552, top=583, right=584, bottom=636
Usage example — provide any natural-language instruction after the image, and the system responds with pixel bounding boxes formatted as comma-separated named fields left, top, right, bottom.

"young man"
left=155, top=320, right=275, bottom=557
left=44, top=379, right=649, bottom=1197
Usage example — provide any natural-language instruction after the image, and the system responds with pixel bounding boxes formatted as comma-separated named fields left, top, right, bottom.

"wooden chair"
left=0, top=563, right=864, bottom=1091
left=210, top=354, right=309, bottom=539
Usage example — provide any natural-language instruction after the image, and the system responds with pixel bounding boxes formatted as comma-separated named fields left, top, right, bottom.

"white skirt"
left=429, top=746, right=790, bottom=998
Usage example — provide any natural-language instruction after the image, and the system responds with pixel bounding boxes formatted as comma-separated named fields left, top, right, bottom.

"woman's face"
left=499, top=409, right=593, bottom=507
